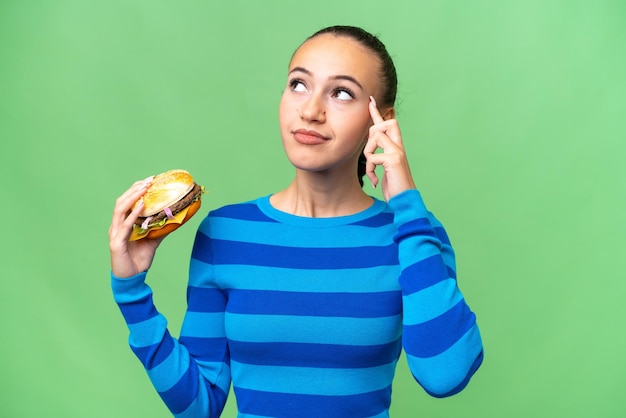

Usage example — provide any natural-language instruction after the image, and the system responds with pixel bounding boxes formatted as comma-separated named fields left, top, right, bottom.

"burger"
left=129, top=169, right=204, bottom=241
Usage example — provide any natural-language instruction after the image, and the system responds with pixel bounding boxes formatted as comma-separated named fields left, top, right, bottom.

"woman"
left=109, top=25, right=483, bottom=417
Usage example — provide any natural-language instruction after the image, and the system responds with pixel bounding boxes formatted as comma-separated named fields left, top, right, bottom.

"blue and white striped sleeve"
left=389, top=189, right=484, bottom=397
left=111, top=238, right=231, bottom=418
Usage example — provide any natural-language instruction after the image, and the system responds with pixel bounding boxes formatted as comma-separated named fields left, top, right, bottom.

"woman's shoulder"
left=207, top=195, right=273, bottom=221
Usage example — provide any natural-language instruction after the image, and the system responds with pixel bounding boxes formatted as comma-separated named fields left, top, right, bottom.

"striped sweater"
left=112, top=189, right=483, bottom=417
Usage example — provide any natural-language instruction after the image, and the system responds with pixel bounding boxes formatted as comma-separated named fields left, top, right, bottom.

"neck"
left=270, top=171, right=373, bottom=218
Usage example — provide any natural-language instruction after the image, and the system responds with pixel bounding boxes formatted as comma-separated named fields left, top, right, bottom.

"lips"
left=293, top=129, right=330, bottom=145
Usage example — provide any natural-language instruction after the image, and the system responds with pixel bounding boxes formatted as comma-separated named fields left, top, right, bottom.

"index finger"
left=112, top=177, right=152, bottom=217
left=369, top=96, right=385, bottom=125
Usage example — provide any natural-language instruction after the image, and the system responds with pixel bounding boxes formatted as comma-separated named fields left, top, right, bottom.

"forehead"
left=290, top=34, right=381, bottom=88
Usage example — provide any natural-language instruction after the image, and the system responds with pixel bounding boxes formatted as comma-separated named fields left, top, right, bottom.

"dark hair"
left=306, top=26, right=398, bottom=187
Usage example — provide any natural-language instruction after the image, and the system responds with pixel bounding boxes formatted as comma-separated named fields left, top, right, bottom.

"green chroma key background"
left=1, top=1, right=624, bottom=417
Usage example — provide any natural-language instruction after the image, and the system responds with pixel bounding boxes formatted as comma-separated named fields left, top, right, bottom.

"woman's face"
left=278, top=34, right=383, bottom=177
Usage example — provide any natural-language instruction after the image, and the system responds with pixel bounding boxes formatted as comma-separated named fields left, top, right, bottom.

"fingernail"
left=142, top=176, right=154, bottom=187
left=370, top=96, right=376, bottom=105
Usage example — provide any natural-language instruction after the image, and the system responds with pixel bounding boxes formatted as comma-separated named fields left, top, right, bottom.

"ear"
left=382, top=107, right=396, bottom=120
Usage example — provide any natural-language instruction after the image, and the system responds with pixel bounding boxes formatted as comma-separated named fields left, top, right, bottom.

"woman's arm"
left=109, top=181, right=231, bottom=417
left=111, top=269, right=230, bottom=417
left=364, top=98, right=483, bottom=396
left=390, top=189, right=483, bottom=397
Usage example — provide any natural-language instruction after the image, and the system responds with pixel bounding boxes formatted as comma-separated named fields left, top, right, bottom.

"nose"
left=299, top=94, right=326, bottom=123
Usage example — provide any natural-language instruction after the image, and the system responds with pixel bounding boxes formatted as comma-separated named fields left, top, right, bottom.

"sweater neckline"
left=256, top=194, right=387, bottom=227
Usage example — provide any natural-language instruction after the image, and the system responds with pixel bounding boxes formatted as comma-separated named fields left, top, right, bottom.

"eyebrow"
left=288, top=66, right=364, bottom=91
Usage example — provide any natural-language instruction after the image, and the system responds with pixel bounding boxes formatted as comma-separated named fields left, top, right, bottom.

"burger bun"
left=129, top=169, right=204, bottom=241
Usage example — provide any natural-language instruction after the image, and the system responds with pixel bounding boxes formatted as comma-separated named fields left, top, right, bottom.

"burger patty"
left=135, top=183, right=202, bottom=226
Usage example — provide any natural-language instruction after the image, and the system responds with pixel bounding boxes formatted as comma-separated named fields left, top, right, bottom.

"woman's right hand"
left=108, top=177, right=165, bottom=278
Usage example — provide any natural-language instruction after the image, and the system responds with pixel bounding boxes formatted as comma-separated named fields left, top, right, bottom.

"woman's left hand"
left=364, top=96, right=416, bottom=201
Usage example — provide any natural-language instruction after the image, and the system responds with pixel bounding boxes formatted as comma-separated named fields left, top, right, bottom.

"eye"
left=289, top=78, right=307, bottom=93
left=332, top=87, right=355, bottom=101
